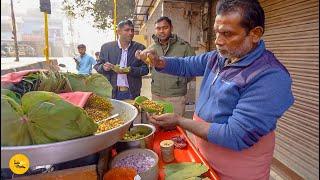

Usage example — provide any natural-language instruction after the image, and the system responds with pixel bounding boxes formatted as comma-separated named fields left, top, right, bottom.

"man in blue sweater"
left=136, top=0, right=294, bottom=179
left=74, top=44, right=96, bottom=75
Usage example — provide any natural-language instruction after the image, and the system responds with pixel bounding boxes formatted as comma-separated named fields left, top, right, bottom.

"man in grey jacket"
left=144, top=17, right=195, bottom=116
left=94, top=20, right=149, bottom=100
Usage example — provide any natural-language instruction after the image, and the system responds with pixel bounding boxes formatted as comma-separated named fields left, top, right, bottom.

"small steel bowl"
left=115, top=124, right=156, bottom=152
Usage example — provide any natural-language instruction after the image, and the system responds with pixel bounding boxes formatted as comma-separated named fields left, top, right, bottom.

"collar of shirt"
left=75, top=53, right=86, bottom=61
left=117, top=39, right=131, bottom=51
left=80, top=53, right=87, bottom=59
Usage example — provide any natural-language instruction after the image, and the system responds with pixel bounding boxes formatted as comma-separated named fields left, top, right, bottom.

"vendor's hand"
left=148, top=113, right=182, bottom=129
left=103, top=62, right=114, bottom=71
left=135, top=49, right=166, bottom=68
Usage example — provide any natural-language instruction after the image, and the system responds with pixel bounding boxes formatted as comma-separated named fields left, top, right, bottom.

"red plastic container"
left=153, top=127, right=220, bottom=180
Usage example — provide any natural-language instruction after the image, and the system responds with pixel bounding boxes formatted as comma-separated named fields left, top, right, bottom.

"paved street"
left=1, top=57, right=78, bottom=74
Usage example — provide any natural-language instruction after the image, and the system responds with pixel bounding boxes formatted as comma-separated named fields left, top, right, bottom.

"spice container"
left=110, top=148, right=159, bottom=180
left=115, top=124, right=156, bottom=152
left=160, top=140, right=175, bottom=163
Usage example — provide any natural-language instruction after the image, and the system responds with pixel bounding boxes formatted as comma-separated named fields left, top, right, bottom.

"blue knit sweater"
left=160, top=40, right=294, bottom=151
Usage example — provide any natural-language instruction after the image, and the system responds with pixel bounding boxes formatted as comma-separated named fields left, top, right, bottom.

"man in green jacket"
left=149, top=16, right=195, bottom=116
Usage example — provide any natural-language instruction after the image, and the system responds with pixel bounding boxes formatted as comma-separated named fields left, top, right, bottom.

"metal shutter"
left=259, top=0, right=319, bottom=179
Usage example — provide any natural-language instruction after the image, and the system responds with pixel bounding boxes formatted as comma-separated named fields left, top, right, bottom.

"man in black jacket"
left=94, top=20, right=149, bottom=100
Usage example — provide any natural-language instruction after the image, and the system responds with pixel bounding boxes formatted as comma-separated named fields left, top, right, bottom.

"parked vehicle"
left=0, top=44, right=36, bottom=57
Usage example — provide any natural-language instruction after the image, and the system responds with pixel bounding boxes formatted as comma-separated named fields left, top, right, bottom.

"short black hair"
left=77, top=44, right=86, bottom=49
left=155, top=16, right=172, bottom=27
left=216, top=0, right=265, bottom=34
left=117, top=20, right=134, bottom=29
left=95, top=52, right=100, bottom=56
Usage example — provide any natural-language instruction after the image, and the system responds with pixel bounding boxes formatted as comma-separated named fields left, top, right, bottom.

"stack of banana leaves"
left=1, top=70, right=112, bottom=99
left=1, top=70, right=115, bottom=146
left=64, top=73, right=112, bottom=99
left=1, top=90, right=98, bottom=146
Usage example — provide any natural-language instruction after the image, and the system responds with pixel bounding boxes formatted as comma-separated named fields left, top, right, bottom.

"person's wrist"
left=156, top=57, right=166, bottom=69
left=177, top=116, right=185, bottom=127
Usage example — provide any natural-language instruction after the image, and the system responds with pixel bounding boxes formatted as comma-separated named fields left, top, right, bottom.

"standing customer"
left=148, top=16, right=195, bottom=116
left=95, top=51, right=100, bottom=61
left=94, top=20, right=149, bottom=100
left=74, top=44, right=97, bottom=75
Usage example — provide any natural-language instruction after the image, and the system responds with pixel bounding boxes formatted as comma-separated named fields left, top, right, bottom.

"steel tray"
left=1, top=99, right=138, bottom=168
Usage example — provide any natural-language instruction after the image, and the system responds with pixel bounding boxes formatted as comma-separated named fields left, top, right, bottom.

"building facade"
left=1, top=1, right=67, bottom=57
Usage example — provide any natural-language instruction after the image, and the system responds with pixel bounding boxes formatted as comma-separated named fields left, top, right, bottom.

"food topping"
left=171, top=135, right=187, bottom=149
left=123, top=131, right=148, bottom=141
left=113, top=153, right=156, bottom=174
left=141, top=100, right=164, bottom=114
left=103, top=167, right=137, bottom=180
left=96, top=118, right=124, bottom=134
left=122, top=126, right=152, bottom=141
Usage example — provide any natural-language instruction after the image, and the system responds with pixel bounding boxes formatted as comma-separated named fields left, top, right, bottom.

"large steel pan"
left=1, top=99, right=138, bottom=168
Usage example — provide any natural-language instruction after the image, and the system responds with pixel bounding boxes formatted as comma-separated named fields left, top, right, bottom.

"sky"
left=72, top=17, right=115, bottom=55
left=8, top=0, right=115, bottom=56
